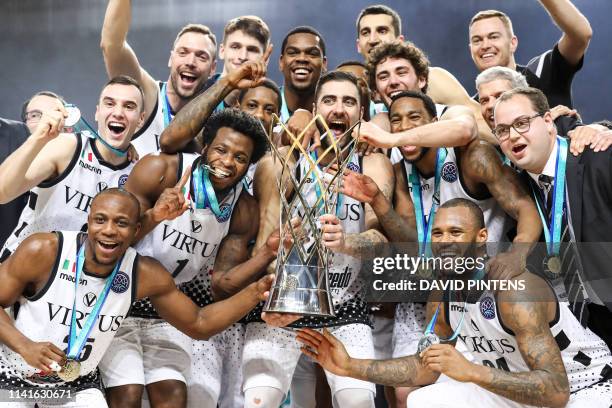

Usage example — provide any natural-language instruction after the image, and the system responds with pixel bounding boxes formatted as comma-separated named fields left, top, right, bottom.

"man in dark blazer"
left=493, top=86, right=612, bottom=347
left=0, top=118, right=29, bottom=250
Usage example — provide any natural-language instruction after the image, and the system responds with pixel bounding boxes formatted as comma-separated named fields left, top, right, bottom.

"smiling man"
left=0, top=75, right=144, bottom=262
left=298, top=198, right=612, bottom=408
left=98, top=108, right=280, bottom=408
left=468, top=1, right=592, bottom=108
left=101, top=0, right=218, bottom=155
left=243, top=70, right=393, bottom=408
left=0, top=188, right=274, bottom=408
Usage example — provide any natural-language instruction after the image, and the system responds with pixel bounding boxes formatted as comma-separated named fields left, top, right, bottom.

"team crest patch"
left=118, top=174, right=129, bottom=188
left=480, top=296, right=496, bottom=320
left=347, top=162, right=360, bottom=172
left=215, top=203, right=232, bottom=223
left=111, top=271, right=130, bottom=293
left=441, top=162, right=458, bottom=183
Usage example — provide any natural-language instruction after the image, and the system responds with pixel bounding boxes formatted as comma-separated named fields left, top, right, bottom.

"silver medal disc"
left=57, top=360, right=81, bottom=382
left=64, top=105, right=81, bottom=128
left=546, top=256, right=561, bottom=275
left=417, top=332, right=440, bottom=354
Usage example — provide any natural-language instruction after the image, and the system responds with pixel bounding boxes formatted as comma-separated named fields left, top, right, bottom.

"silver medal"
left=417, top=332, right=440, bottom=354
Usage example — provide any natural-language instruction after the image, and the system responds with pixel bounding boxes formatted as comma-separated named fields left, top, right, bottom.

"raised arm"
left=141, top=256, right=273, bottom=340
left=211, top=194, right=277, bottom=300
left=160, top=48, right=272, bottom=153
left=100, top=0, right=158, bottom=119
left=0, top=233, right=66, bottom=371
left=356, top=105, right=477, bottom=149
left=426, top=67, right=495, bottom=143
left=0, top=109, right=75, bottom=204
left=540, top=0, right=592, bottom=66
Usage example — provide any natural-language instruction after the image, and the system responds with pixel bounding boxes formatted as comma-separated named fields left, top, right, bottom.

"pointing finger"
left=176, top=165, right=192, bottom=189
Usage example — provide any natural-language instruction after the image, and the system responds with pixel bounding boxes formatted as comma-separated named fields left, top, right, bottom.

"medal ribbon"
left=65, top=104, right=128, bottom=157
left=423, top=268, right=485, bottom=341
left=531, top=137, right=568, bottom=256
left=279, top=86, right=291, bottom=123
left=67, top=244, right=123, bottom=360
left=410, top=148, right=447, bottom=257
left=191, top=163, right=223, bottom=217
left=161, top=82, right=175, bottom=128
left=309, top=149, right=345, bottom=217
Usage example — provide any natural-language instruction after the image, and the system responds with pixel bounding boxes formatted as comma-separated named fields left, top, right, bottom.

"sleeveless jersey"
left=448, top=290, right=612, bottom=392
left=130, top=81, right=167, bottom=156
left=0, top=231, right=138, bottom=386
left=1, top=134, right=134, bottom=260
left=284, top=153, right=370, bottom=328
left=129, top=153, right=242, bottom=317
left=401, top=147, right=509, bottom=243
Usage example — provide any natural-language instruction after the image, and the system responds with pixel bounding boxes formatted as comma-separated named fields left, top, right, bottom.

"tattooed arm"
left=211, top=193, right=277, bottom=300
left=297, top=296, right=451, bottom=386
left=159, top=51, right=271, bottom=153
left=468, top=275, right=570, bottom=407
left=335, top=153, right=392, bottom=258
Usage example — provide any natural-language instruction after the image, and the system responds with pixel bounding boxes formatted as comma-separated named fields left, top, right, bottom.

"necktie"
left=538, top=174, right=554, bottom=215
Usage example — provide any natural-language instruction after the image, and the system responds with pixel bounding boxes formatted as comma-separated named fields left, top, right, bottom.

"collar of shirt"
left=528, top=138, right=558, bottom=188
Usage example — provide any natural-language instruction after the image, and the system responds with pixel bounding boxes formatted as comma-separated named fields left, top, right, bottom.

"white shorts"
left=392, top=302, right=427, bottom=358
left=187, top=323, right=245, bottom=408
left=371, top=315, right=394, bottom=360
left=0, top=388, right=107, bottom=408
left=407, top=378, right=612, bottom=408
left=242, top=323, right=376, bottom=398
left=99, top=317, right=192, bottom=387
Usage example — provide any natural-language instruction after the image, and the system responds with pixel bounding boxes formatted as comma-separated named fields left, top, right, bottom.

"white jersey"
left=130, top=153, right=242, bottom=317
left=290, top=153, right=370, bottom=328
left=400, top=147, right=509, bottom=243
left=0, top=231, right=138, bottom=386
left=130, top=81, right=167, bottom=156
left=1, top=134, right=134, bottom=260
left=448, top=290, right=612, bottom=393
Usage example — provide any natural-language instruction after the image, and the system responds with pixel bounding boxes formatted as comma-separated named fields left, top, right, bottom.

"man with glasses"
left=494, top=86, right=612, bottom=348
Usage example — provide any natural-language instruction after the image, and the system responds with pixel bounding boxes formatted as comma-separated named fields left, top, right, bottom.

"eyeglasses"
left=492, top=113, right=543, bottom=142
left=24, top=109, right=43, bottom=123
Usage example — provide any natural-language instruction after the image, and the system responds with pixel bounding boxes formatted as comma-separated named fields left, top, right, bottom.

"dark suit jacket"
left=0, top=118, right=29, bottom=252
left=524, top=149, right=612, bottom=310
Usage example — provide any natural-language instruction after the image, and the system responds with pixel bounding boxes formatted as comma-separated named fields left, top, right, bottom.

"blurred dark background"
left=1, top=0, right=609, bottom=124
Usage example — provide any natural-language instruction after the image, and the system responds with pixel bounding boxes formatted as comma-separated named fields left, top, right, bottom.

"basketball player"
left=98, top=108, right=277, bottom=408
left=101, top=0, right=217, bottom=155
left=0, top=76, right=145, bottom=263
left=0, top=188, right=275, bottom=408
left=242, top=70, right=393, bottom=408
left=298, top=199, right=612, bottom=408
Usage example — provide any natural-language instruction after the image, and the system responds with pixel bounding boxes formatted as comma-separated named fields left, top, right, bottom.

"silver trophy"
left=262, top=114, right=360, bottom=317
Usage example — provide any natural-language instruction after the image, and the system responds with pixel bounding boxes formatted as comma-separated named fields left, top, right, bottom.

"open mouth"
left=98, top=240, right=119, bottom=252
left=107, top=122, right=126, bottom=136
left=292, top=67, right=312, bottom=80
left=401, top=145, right=418, bottom=155
left=180, top=72, right=198, bottom=85
left=204, top=164, right=231, bottom=178
left=480, top=52, right=496, bottom=62
left=512, top=144, right=527, bottom=155
left=328, top=120, right=348, bottom=136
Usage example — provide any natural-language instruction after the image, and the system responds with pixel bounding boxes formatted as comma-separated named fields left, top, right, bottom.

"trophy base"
left=264, top=287, right=336, bottom=317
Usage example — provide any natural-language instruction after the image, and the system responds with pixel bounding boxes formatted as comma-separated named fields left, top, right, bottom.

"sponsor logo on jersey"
left=337, top=203, right=362, bottom=222
left=47, top=302, right=124, bottom=332
left=111, top=271, right=130, bottom=294
left=59, top=272, right=87, bottom=286
left=480, top=296, right=496, bottom=320
left=347, top=162, right=360, bottom=172
left=118, top=174, right=129, bottom=188
left=65, top=186, right=95, bottom=213
left=441, top=162, right=458, bottom=183
left=451, top=304, right=466, bottom=312
left=191, top=220, right=202, bottom=233
left=329, top=266, right=352, bottom=288
left=97, top=182, right=108, bottom=193
left=83, top=292, right=97, bottom=307
left=215, top=203, right=232, bottom=223
left=78, top=159, right=101, bottom=174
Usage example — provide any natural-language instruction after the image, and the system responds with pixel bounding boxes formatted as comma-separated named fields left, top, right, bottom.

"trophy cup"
left=262, top=114, right=360, bottom=317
